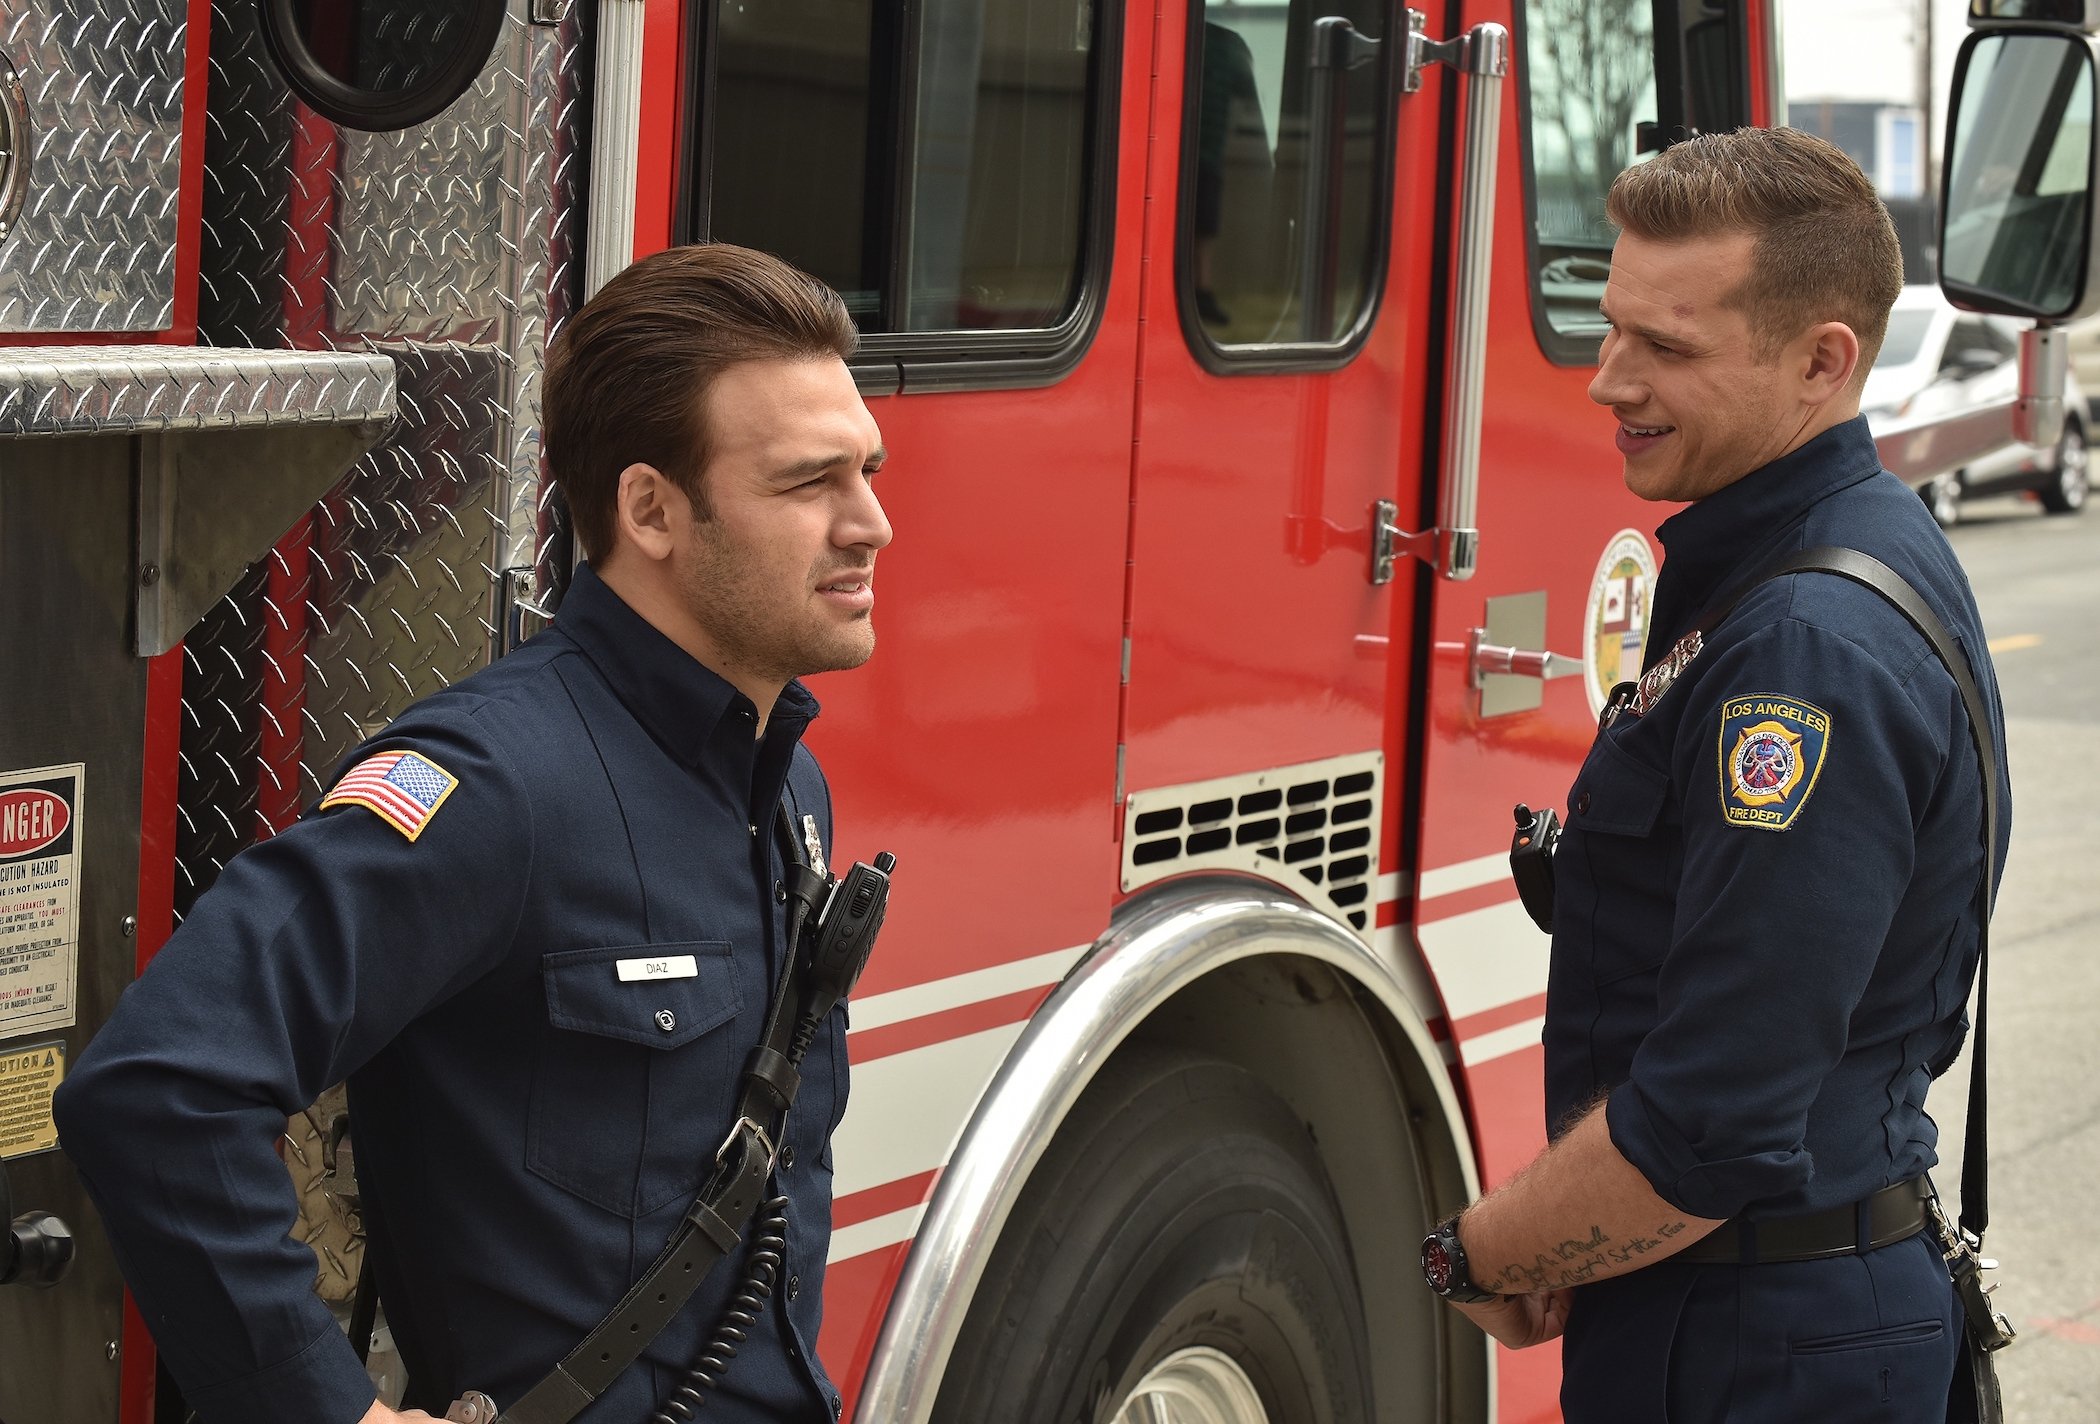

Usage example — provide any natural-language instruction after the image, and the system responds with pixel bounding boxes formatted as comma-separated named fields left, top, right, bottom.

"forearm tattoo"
left=1487, top=1219, right=1687, bottom=1292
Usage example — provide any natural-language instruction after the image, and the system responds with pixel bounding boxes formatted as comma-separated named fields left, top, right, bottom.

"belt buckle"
left=445, top=1391, right=500, bottom=1424
left=715, top=1114, right=777, bottom=1173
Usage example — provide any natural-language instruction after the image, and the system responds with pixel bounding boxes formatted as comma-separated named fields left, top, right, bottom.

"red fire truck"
left=1, top=1, right=2084, bottom=1421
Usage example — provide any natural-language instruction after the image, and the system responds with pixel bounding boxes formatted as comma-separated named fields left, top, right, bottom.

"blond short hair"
left=1606, top=127, right=1904, bottom=373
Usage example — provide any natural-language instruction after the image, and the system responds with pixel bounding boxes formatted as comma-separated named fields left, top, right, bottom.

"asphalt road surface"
left=1931, top=487, right=2100, bottom=1421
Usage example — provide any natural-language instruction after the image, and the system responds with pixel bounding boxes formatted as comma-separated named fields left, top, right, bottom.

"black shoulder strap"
left=1694, top=545, right=2000, bottom=1242
left=500, top=795, right=829, bottom=1424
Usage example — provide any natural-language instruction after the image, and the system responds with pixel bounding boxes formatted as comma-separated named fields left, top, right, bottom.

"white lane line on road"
left=1989, top=633, right=2043, bottom=654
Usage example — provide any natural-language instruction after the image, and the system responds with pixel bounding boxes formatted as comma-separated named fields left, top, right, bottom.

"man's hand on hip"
left=1450, top=1288, right=1573, bottom=1350
left=358, top=1403, right=441, bottom=1424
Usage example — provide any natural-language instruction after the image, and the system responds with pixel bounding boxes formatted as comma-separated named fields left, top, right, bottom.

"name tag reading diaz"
left=617, top=955, right=699, bottom=983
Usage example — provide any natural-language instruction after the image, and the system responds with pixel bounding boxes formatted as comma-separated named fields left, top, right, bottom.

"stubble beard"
left=678, top=533, right=876, bottom=693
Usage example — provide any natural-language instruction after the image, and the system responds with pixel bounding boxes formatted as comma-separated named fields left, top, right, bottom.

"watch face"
left=1422, top=1234, right=1456, bottom=1291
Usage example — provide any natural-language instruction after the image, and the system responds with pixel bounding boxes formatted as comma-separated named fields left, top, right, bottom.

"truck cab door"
left=1405, top=8, right=1761, bottom=1412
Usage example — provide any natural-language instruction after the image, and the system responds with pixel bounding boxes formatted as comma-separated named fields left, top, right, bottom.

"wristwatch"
left=1420, top=1216, right=1498, bottom=1303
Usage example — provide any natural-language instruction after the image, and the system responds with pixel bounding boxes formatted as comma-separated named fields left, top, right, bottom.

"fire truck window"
left=902, top=0, right=1093, bottom=330
left=1520, top=0, right=1662, bottom=347
left=1182, top=0, right=1390, bottom=352
left=707, top=0, right=1097, bottom=337
left=709, top=0, right=884, bottom=324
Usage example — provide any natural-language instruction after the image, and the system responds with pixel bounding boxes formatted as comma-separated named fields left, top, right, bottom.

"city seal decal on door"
left=1717, top=695, right=1831, bottom=831
left=1584, top=529, right=1658, bottom=717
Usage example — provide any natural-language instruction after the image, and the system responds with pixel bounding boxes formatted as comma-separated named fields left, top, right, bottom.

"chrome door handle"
left=1371, top=16, right=1508, bottom=587
left=1467, top=628, right=1580, bottom=686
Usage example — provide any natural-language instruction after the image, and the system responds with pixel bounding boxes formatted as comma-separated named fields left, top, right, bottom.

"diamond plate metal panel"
left=0, top=345, right=393, bottom=434
left=174, top=561, right=267, bottom=917
left=0, top=0, right=184, bottom=331
left=177, top=0, right=583, bottom=915
left=299, top=341, right=504, bottom=789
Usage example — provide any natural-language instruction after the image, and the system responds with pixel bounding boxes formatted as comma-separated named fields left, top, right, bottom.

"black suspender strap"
left=1693, top=545, right=2001, bottom=1243
left=499, top=802, right=832, bottom=1424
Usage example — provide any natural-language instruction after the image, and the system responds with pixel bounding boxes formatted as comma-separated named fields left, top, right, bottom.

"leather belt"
left=1677, top=1176, right=1933, bottom=1265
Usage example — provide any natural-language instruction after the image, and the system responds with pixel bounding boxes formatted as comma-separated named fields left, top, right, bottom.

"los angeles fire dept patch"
left=1717, top=695, right=1830, bottom=831
left=320, top=751, right=459, bottom=842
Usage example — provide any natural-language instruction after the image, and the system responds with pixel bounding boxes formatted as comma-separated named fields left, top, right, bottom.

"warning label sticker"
left=0, top=763, right=83, bottom=1040
left=0, top=1039, right=64, bottom=1159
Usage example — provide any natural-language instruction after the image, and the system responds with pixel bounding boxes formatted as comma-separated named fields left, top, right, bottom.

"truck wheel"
left=2040, top=420, right=2088, bottom=514
left=930, top=1048, right=1373, bottom=1424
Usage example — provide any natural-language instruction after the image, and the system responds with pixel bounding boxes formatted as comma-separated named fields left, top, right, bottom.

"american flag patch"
left=320, top=751, right=459, bottom=842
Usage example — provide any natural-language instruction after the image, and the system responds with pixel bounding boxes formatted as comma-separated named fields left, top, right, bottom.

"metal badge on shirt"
left=801, top=814, right=826, bottom=878
left=1717, top=694, right=1831, bottom=831
left=1600, top=629, right=1704, bottom=729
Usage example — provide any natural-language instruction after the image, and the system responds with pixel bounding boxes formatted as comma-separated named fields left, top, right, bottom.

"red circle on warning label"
left=0, top=789, right=69, bottom=857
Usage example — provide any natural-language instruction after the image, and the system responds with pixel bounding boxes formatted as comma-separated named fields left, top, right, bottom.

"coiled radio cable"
left=650, top=1194, right=792, bottom=1423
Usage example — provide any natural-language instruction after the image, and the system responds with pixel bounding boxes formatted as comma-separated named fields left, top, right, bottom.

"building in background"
left=1790, top=98, right=1936, bottom=280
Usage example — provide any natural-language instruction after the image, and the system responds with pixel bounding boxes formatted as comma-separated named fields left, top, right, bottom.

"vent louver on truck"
left=1120, top=752, right=1384, bottom=935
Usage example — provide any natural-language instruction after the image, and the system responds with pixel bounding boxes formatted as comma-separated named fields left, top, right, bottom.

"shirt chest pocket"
left=527, top=943, right=747, bottom=1216
left=1565, top=736, right=1676, bottom=984
left=1567, top=735, right=1670, bottom=838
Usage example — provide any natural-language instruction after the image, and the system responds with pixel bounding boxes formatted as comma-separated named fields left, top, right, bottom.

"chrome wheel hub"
left=1111, top=1348, right=1271, bottom=1424
left=2061, top=430, right=2089, bottom=507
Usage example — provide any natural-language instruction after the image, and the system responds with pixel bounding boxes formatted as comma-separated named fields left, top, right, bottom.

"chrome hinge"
left=495, top=565, right=555, bottom=658
left=1404, top=8, right=1510, bottom=92
left=1371, top=500, right=1478, bottom=585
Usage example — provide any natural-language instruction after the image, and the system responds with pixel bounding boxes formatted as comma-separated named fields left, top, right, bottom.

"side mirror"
left=1940, top=22, right=2100, bottom=444
left=1940, top=27, right=2100, bottom=320
left=259, top=0, right=507, bottom=133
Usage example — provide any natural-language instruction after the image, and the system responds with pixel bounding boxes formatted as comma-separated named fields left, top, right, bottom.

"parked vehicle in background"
left=1865, top=285, right=2088, bottom=525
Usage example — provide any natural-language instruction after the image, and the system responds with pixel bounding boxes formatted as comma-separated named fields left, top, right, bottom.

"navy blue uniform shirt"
left=1545, top=416, right=2011, bottom=1222
left=56, top=562, right=848, bottom=1424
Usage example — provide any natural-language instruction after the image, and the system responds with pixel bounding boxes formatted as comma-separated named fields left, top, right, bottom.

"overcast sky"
left=1784, top=0, right=1974, bottom=146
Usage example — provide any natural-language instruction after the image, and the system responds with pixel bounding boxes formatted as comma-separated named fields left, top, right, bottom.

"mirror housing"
left=1941, top=16, right=2100, bottom=446
left=1966, top=0, right=2100, bottom=27
left=1940, top=26, right=2100, bottom=321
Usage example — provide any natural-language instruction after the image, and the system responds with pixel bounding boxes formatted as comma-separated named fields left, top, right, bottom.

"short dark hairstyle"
left=542, top=243, right=858, bottom=561
left=1606, top=127, right=1905, bottom=376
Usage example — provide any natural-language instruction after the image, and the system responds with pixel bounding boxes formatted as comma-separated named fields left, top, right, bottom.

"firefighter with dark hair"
left=57, top=243, right=892, bottom=1424
left=1415, top=129, right=2011, bottom=1422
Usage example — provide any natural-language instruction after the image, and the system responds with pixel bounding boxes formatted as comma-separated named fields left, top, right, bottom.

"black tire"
left=1923, top=468, right=1964, bottom=529
left=2040, top=420, right=2089, bottom=515
left=931, top=1048, right=1373, bottom=1424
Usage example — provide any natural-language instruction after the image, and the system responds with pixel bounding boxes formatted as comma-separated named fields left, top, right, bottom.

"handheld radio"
left=1510, top=803, right=1560, bottom=934
left=802, top=851, right=894, bottom=1021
